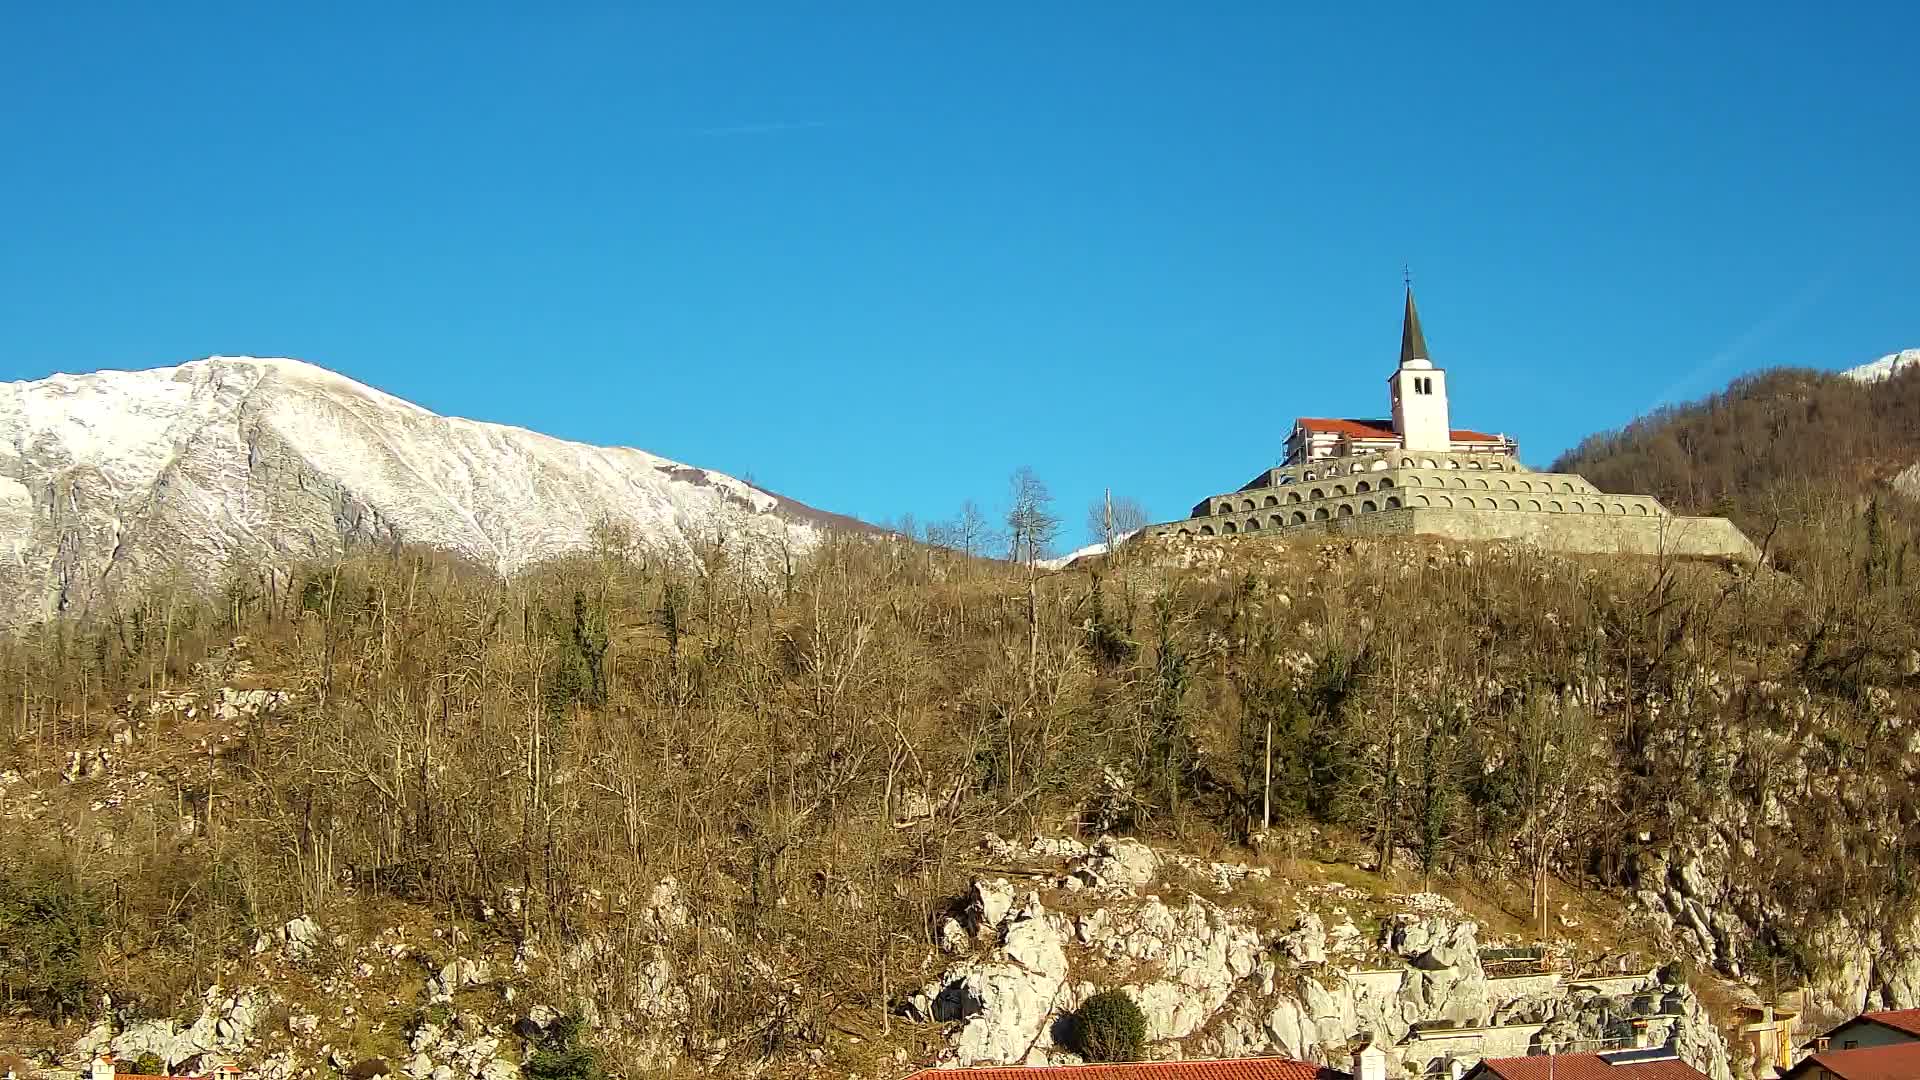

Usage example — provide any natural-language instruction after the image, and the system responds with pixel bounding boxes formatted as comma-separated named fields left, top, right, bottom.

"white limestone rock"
left=281, top=915, right=323, bottom=960
left=1067, top=836, right=1158, bottom=891
left=1279, top=913, right=1328, bottom=965
left=968, top=878, right=1017, bottom=935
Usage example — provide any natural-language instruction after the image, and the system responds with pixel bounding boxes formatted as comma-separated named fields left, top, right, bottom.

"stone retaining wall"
left=1141, top=507, right=1757, bottom=562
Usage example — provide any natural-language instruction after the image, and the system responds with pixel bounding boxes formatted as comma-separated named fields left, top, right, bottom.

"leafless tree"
left=1086, top=491, right=1149, bottom=555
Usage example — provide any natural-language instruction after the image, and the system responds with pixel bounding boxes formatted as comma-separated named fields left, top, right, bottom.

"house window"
left=1844, top=1041, right=1858, bottom=1050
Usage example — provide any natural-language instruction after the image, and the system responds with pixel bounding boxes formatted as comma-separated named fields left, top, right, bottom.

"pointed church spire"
left=1399, top=285, right=1430, bottom=367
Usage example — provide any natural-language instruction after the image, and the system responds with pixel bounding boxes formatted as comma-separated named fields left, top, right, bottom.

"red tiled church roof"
left=1787, top=1041, right=1920, bottom=1080
left=1473, top=1054, right=1707, bottom=1080
left=902, top=1059, right=1342, bottom=1080
left=1293, top=418, right=1503, bottom=443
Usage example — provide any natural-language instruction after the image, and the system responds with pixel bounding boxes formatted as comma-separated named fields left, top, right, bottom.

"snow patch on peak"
left=1845, top=349, right=1920, bottom=383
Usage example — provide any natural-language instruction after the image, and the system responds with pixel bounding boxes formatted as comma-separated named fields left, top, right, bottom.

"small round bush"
left=1074, top=989, right=1147, bottom=1062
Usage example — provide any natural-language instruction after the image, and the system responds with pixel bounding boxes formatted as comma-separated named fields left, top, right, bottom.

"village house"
left=1807, top=1009, right=1920, bottom=1053
left=85, top=1056, right=241, bottom=1080
left=901, top=1044, right=1369, bottom=1080
left=900, top=1060, right=1345, bottom=1080
left=1464, top=1048, right=1712, bottom=1080
left=1779, top=1041, right=1920, bottom=1080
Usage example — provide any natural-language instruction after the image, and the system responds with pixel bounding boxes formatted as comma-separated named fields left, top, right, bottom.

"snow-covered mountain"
left=1845, top=348, right=1920, bottom=382
left=0, top=356, right=847, bottom=624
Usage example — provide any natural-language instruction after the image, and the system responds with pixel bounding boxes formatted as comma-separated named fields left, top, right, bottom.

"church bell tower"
left=1389, top=285, right=1451, bottom=452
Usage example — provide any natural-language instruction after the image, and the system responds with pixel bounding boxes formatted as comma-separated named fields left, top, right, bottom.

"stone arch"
left=1446, top=460, right=1460, bottom=470
left=1379, top=476, right=1395, bottom=488
left=1527, top=500, right=1542, bottom=512
left=1177, top=529, right=1192, bottom=538
left=1611, top=503, right=1627, bottom=515
left=1313, top=507, right=1330, bottom=521
left=1503, top=498, right=1519, bottom=510
left=1568, top=503, right=1583, bottom=514
left=1370, top=459, right=1389, bottom=471
left=1591, top=502, right=1607, bottom=514
left=1405, top=475, right=1422, bottom=487
left=1241, top=498, right=1256, bottom=512
left=1288, top=491, right=1303, bottom=504
left=1386, top=496, right=1402, bottom=509
left=1496, top=479, right=1511, bottom=490
left=1223, top=520, right=1239, bottom=533
left=1263, top=494, right=1278, bottom=507
left=1269, top=514, right=1285, bottom=528
left=1450, top=477, right=1468, bottom=489
left=1200, top=525, right=1215, bottom=535
left=1490, top=460, right=1505, bottom=471
left=1355, top=480, right=1372, bottom=493
left=1400, top=457, right=1415, bottom=467
left=1337, top=503, right=1355, bottom=517
left=1548, top=500, right=1563, bottom=512
left=1633, top=503, right=1649, bottom=515
left=1291, top=511, right=1308, bottom=525
left=1560, top=482, right=1575, bottom=493
left=1414, top=495, right=1431, bottom=507
left=1218, top=502, right=1235, bottom=515
left=1303, top=471, right=1317, bottom=482
left=1459, top=496, right=1477, bottom=509
left=1468, top=459, right=1484, bottom=470
left=1361, top=499, right=1378, bottom=512
left=1475, top=478, right=1490, bottom=490
left=1245, top=518, right=1261, bottom=531
left=1420, top=458, right=1439, bottom=469
left=1310, top=488, right=1325, bottom=500
left=1436, top=495, right=1454, bottom=508
left=1332, top=484, right=1348, bottom=496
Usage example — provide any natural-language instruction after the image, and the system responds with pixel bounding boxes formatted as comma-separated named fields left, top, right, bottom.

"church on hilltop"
left=1139, top=286, right=1759, bottom=561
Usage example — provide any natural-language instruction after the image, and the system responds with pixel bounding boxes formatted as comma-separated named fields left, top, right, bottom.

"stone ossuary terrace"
left=1139, top=287, right=1759, bottom=562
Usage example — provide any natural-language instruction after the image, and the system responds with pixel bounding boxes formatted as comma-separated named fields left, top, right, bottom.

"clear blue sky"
left=4, top=6, right=1916, bottom=544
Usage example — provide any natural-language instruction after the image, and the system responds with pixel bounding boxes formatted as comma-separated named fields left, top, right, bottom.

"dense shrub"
left=1073, top=990, right=1147, bottom=1062
left=524, top=1016, right=603, bottom=1080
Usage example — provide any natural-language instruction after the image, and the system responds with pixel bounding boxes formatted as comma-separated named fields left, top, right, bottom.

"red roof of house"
left=902, top=1059, right=1342, bottom=1080
left=1857, top=1008, right=1920, bottom=1037
left=1292, top=418, right=1503, bottom=443
left=1472, top=1054, right=1708, bottom=1080
left=1786, top=1042, right=1920, bottom=1080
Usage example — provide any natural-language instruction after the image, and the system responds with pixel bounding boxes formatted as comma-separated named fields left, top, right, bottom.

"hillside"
left=3, top=357, right=1920, bottom=1080
left=0, top=357, right=849, bottom=628
left=1552, top=359, right=1920, bottom=522
left=2, top=501, right=1917, bottom=1079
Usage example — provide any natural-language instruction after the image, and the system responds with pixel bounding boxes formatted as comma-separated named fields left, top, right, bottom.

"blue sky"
left=3, top=6, right=1916, bottom=545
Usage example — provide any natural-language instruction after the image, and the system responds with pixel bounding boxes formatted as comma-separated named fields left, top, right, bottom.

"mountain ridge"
left=0, top=355, right=849, bottom=624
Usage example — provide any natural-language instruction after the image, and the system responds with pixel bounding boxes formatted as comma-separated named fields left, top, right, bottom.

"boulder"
left=1068, top=836, right=1157, bottom=891
left=282, top=916, right=322, bottom=960
left=968, top=878, right=1017, bottom=935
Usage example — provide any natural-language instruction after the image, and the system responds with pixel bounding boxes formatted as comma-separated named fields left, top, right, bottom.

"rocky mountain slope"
left=0, top=357, right=841, bottom=626
left=1845, top=348, right=1920, bottom=383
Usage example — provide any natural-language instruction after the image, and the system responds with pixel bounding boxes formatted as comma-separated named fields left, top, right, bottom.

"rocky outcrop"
left=903, top=835, right=1735, bottom=1080
left=75, top=987, right=275, bottom=1067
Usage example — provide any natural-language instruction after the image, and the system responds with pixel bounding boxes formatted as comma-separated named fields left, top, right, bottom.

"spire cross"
left=1403, top=264, right=1412, bottom=289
